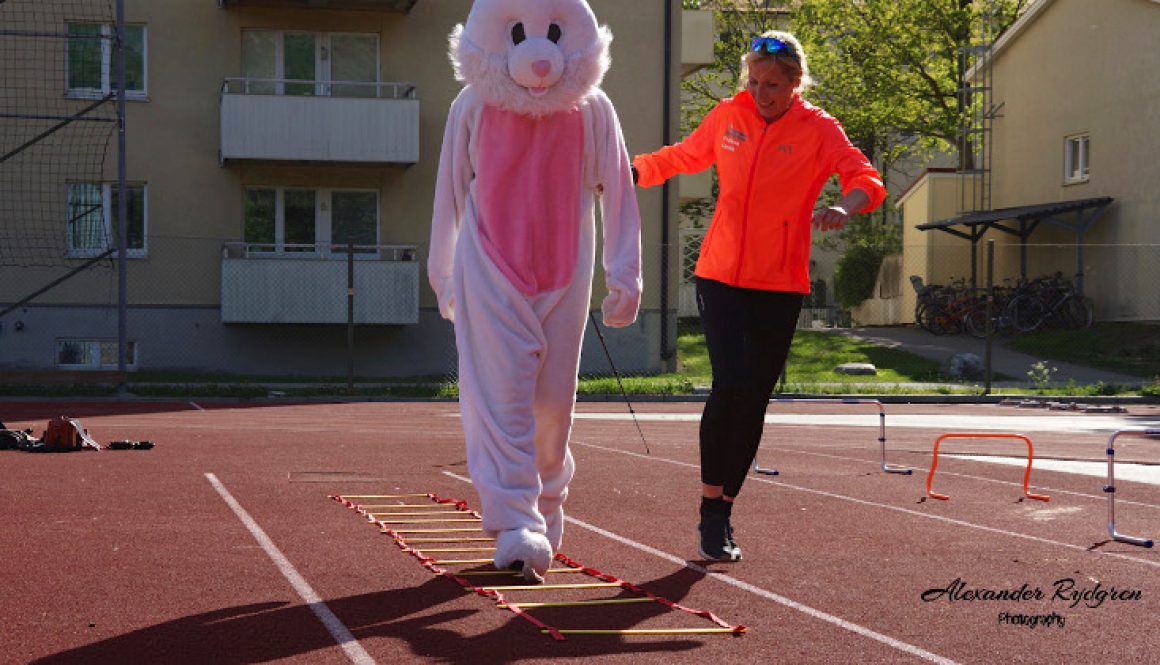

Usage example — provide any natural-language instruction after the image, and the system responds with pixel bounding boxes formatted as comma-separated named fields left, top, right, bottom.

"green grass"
left=677, top=323, right=947, bottom=386
left=5, top=322, right=1158, bottom=398
left=1007, top=322, right=1160, bottom=378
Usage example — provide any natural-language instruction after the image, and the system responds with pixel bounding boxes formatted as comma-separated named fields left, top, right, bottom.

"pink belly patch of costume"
left=475, top=106, right=583, bottom=295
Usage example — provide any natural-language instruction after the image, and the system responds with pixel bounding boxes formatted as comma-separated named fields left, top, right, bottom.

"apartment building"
left=0, top=1, right=713, bottom=377
left=890, top=0, right=1160, bottom=325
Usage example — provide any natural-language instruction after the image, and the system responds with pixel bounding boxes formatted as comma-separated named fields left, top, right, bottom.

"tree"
left=678, top=1, right=1028, bottom=308
left=791, top=0, right=1028, bottom=171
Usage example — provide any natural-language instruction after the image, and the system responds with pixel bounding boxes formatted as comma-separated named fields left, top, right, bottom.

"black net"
left=1, top=0, right=117, bottom=269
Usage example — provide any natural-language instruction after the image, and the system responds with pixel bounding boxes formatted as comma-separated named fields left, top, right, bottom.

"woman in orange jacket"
left=633, top=30, right=887, bottom=562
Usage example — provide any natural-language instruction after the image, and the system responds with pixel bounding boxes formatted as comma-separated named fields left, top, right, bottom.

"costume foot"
left=494, top=528, right=552, bottom=583
left=543, top=506, right=564, bottom=553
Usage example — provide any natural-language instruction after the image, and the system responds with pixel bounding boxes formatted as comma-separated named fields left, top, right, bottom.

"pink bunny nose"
left=532, top=60, right=552, bottom=78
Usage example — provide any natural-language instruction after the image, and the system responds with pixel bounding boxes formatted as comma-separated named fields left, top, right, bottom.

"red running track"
left=2, top=399, right=1159, bottom=664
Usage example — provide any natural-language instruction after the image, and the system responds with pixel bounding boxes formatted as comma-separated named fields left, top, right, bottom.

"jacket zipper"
left=734, top=123, right=769, bottom=285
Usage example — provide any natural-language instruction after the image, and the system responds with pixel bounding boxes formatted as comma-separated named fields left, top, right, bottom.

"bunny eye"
left=547, top=24, right=562, bottom=43
left=511, top=22, right=526, bottom=45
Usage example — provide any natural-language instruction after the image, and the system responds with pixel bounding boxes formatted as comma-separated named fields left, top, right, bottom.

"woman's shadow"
left=32, top=564, right=722, bottom=663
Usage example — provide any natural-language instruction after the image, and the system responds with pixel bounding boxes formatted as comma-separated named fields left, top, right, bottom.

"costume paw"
left=601, top=286, right=640, bottom=328
left=494, top=528, right=552, bottom=583
left=543, top=507, right=564, bottom=553
left=435, top=276, right=456, bottom=322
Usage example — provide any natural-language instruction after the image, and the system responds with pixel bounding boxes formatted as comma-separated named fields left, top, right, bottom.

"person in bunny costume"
left=428, top=0, right=641, bottom=582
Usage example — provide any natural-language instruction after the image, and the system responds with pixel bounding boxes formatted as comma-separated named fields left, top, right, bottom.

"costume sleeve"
left=590, top=91, right=642, bottom=327
left=631, top=102, right=722, bottom=189
left=428, top=88, right=476, bottom=321
left=820, top=116, right=887, bottom=213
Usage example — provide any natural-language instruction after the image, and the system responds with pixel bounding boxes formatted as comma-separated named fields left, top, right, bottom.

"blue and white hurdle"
left=1103, top=428, right=1160, bottom=548
left=752, top=398, right=912, bottom=476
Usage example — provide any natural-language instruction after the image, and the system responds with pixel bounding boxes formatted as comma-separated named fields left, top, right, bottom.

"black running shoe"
left=698, top=498, right=741, bottom=562
left=724, top=520, right=742, bottom=560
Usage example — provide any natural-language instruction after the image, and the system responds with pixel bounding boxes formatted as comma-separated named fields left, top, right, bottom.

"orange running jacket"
left=633, top=91, right=886, bottom=294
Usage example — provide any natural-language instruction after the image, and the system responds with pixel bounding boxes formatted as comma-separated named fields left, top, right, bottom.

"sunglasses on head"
left=750, top=36, right=799, bottom=62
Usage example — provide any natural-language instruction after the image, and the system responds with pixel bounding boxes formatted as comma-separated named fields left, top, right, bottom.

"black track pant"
left=696, top=277, right=804, bottom=498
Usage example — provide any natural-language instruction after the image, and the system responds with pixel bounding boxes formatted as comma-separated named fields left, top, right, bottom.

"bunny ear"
left=447, top=24, right=467, bottom=82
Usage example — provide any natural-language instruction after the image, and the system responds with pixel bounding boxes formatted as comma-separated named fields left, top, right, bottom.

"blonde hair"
left=740, top=30, right=812, bottom=93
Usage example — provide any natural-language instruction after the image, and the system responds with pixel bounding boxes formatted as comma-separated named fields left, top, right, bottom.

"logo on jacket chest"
left=721, top=125, right=748, bottom=152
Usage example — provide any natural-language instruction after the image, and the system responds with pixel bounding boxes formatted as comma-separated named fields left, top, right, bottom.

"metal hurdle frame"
left=752, top=398, right=912, bottom=476
left=1103, top=428, right=1160, bottom=548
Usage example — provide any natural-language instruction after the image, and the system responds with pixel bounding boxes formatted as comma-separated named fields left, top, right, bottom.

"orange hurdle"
left=926, top=433, right=1050, bottom=502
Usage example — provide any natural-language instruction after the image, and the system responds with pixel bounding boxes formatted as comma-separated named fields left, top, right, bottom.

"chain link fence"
left=3, top=237, right=1158, bottom=393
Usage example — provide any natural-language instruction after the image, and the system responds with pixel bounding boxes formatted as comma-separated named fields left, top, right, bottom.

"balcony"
left=221, top=243, right=419, bottom=325
left=682, top=9, right=714, bottom=77
left=218, top=0, right=418, bottom=12
left=220, top=79, right=419, bottom=165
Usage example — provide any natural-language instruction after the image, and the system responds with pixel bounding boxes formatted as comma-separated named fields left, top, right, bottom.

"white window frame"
left=65, top=23, right=148, bottom=100
left=240, top=30, right=381, bottom=97
left=66, top=182, right=148, bottom=258
left=1063, top=133, right=1090, bottom=185
left=242, top=187, right=380, bottom=257
left=55, top=339, right=137, bottom=370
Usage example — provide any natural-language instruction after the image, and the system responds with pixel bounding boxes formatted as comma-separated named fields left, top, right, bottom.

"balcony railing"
left=221, top=242, right=420, bottom=325
left=218, top=0, right=418, bottom=12
left=219, top=78, right=419, bottom=164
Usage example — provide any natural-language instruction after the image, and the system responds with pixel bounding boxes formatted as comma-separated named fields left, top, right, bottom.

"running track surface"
left=3, top=399, right=1159, bottom=664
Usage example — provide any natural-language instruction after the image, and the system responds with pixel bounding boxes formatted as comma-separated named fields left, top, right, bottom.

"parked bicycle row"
left=911, top=273, right=1093, bottom=337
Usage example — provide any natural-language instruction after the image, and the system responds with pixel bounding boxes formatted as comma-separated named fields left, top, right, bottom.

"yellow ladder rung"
left=356, top=504, right=447, bottom=509
left=500, top=597, right=656, bottom=609
left=543, top=628, right=745, bottom=636
left=401, top=533, right=496, bottom=538
left=387, top=528, right=484, bottom=534
left=375, top=518, right=481, bottom=524
left=450, top=568, right=585, bottom=577
left=416, top=547, right=496, bottom=553
left=339, top=494, right=431, bottom=499
left=365, top=511, right=469, bottom=517
left=480, top=582, right=623, bottom=591
left=432, top=558, right=496, bottom=565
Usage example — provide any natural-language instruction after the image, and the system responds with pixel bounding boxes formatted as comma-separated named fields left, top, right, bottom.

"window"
left=241, top=30, right=380, bottom=97
left=56, top=339, right=137, bottom=369
left=66, top=23, right=146, bottom=98
left=66, top=183, right=147, bottom=257
left=1064, top=134, right=1089, bottom=184
left=243, top=187, right=378, bottom=255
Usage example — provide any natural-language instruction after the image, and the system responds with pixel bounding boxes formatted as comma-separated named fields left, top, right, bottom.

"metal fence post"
left=347, top=243, right=355, bottom=388
left=984, top=239, right=994, bottom=394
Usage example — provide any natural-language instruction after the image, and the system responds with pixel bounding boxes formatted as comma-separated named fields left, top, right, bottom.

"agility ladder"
left=331, top=492, right=748, bottom=640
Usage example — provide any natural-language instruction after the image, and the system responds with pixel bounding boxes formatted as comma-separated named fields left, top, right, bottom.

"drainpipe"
left=660, top=0, right=673, bottom=363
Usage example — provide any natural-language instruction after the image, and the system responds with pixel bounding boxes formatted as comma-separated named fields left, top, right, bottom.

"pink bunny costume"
left=428, top=0, right=641, bottom=582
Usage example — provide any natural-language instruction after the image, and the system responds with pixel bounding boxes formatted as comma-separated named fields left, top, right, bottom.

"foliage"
left=1026, top=360, right=1058, bottom=390
left=676, top=2, right=1030, bottom=286
left=790, top=0, right=1029, bottom=170
left=833, top=243, right=886, bottom=309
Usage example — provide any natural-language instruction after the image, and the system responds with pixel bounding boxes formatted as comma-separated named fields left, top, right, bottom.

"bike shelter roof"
left=915, top=196, right=1114, bottom=293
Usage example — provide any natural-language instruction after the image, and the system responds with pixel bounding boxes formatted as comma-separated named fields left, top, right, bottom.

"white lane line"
left=204, top=473, right=375, bottom=665
left=944, top=454, right=1160, bottom=486
left=189, top=402, right=205, bottom=411
left=573, top=412, right=1160, bottom=433
left=441, top=470, right=957, bottom=665
left=762, top=446, right=1160, bottom=510
left=570, top=441, right=1160, bottom=570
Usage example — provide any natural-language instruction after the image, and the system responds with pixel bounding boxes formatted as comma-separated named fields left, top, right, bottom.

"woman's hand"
left=811, top=205, right=848, bottom=232
left=812, top=187, right=870, bottom=231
